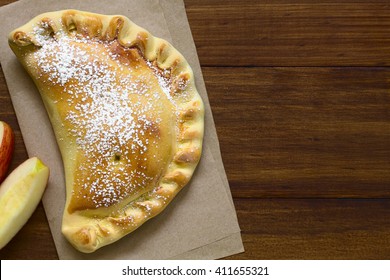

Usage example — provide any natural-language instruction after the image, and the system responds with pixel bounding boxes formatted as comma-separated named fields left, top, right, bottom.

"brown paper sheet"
left=0, top=0, right=244, bottom=259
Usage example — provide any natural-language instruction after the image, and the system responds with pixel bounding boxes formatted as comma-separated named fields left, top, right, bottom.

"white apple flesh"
left=0, top=157, right=49, bottom=249
left=0, top=121, right=15, bottom=183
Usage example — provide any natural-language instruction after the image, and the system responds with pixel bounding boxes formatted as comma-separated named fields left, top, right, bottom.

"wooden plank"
left=184, top=0, right=390, bottom=66
left=203, top=67, right=390, bottom=198
left=227, top=198, right=390, bottom=259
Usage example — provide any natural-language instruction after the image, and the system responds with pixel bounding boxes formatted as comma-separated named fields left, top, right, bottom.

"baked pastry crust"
left=9, top=10, right=204, bottom=253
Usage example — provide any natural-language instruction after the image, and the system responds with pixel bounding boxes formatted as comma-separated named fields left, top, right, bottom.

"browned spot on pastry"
left=181, top=108, right=199, bottom=120
left=192, top=100, right=202, bottom=109
left=40, top=17, right=52, bottom=24
left=180, top=72, right=190, bottom=80
left=158, top=43, right=167, bottom=54
left=109, top=41, right=143, bottom=68
left=40, top=18, right=54, bottom=31
left=74, top=228, right=93, bottom=245
left=61, top=11, right=77, bottom=30
left=12, top=31, right=31, bottom=46
left=67, top=22, right=77, bottom=33
left=80, top=17, right=102, bottom=37
left=165, top=171, right=188, bottom=187
left=133, top=32, right=149, bottom=53
left=170, top=58, right=184, bottom=76
left=155, top=185, right=173, bottom=197
left=157, top=43, right=169, bottom=63
left=172, top=73, right=190, bottom=93
left=104, top=16, right=125, bottom=40
left=174, top=148, right=200, bottom=164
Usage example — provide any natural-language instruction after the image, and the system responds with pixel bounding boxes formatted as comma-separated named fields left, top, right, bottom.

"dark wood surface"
left=1, top=0, right=390, bottom=259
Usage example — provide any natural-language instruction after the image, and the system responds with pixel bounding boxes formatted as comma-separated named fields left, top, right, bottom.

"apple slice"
left=0, top=157, right=49, bottom=249
left=0, top=121, right=15, bottom=183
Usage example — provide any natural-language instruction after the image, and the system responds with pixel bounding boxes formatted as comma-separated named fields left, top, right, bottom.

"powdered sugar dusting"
left=32, top=29, right=176, bottom=209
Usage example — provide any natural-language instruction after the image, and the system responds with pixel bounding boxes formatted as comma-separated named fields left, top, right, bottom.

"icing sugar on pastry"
left=31, top=29, right=175, bottom=209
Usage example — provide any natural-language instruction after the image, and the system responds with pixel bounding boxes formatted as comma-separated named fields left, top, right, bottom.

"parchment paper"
left=0, top=0, right=244, bottom=259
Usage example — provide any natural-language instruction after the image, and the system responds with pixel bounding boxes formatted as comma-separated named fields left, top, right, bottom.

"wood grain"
left=1, top=0, right=390, bottom=259
left=185, top=0, right=390, bottom=66
left=203, top=67, right=390, bottom=198
left=228, top=198, right=390, bottom=259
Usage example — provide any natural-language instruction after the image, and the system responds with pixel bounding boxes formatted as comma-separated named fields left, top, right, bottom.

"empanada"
left=9, top=10, right=204, bottom=253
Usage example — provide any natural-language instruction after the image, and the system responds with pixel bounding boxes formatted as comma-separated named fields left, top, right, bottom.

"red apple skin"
left=0, top=121, right=15, bottom=184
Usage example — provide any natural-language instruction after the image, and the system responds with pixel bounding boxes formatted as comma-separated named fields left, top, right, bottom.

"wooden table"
left=1, top=0, right=390, bottom=259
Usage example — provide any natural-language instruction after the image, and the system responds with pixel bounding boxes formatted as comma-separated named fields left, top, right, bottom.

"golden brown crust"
left=9, top=10, right=204, bottom=253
